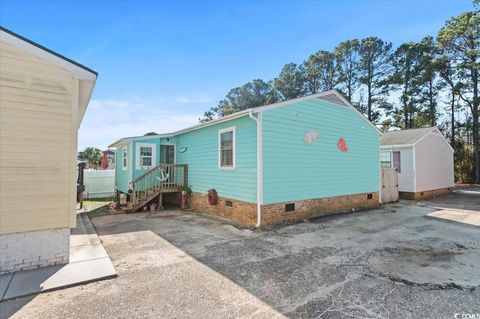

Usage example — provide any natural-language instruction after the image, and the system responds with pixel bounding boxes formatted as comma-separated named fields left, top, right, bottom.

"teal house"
left=109, top=90, right=380, bottom=227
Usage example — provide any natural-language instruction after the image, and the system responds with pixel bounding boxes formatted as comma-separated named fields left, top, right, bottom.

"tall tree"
left=199, top=79, right=278, bottom=122
left=389, top=41, right=424, bottom=128
left=358, top=37, right=393, bottom=122
left=417, top=37, right=444, bottom=127
left=274, top=63, right=306, bottom=100
left=303, top=50, right=340, bottom=94
left=334, top=39, right=361, bottom=102
left=78, top=147, right=103, bottom=168
left=439, top=11, right=480, bottom=182
left=436, top=54, right=461, bottom=148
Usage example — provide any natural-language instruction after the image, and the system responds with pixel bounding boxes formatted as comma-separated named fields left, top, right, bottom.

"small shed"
left=380, top=127, right=454, bottom=199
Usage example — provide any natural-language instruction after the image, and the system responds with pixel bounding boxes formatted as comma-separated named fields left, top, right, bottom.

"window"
left=219, top=127, right=235, bottom=169
left=140, top=147, right=152, bottom=166
left=380, top=151, right=392, bottom=168
left=136, top=143, right=156, bottom=170
left=122, top=147, right=127, bottom=170
left=393, top=151, right=401, bottom=173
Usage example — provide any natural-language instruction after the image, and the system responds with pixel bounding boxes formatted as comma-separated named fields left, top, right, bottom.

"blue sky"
left=0, top=0, right=473, bottom=150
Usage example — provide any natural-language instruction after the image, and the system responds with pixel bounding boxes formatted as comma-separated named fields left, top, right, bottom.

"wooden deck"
left=129, top=164, right=188, bottom=211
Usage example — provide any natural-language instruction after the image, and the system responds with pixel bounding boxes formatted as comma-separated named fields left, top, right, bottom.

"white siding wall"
left=0, top=41, right=77, bottom=234
left=382, top=147, right=415, bottom=192
left=415, top=131, right=454, bottom=192
left=397, top=147, right=415, bottom=192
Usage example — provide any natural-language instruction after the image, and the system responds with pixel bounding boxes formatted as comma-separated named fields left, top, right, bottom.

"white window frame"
left=122, top=147, right=128, bottom=171
left=380, top=150, right=392, bottom=169
left=136, top=143, right=157, bottom=170
left=218, top=126, right=236, bottom=170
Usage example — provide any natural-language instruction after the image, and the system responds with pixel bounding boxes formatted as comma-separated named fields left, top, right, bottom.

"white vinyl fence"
left=84, top=169, right=115, bottom=199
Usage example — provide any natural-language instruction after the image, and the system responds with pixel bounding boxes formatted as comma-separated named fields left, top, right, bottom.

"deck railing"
left=130, top=164, right=188, bottom=208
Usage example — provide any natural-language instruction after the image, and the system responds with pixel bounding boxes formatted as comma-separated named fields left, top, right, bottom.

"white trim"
left=109, top=90, right=380, bottom=147
left=175, top=112, right=249, bottom=137
left=253, top=90, right=381, bottom=134
left=413, top=127, right=454, bottom=152
left=136, top=142, right=157, bottom=170
left=248, top=111, right=263, bottom=228
left=218, top=126, right=236, bottom=170
left=0, top=29, right=97, bottom=81
left=380, top=144, right=414, bottom=149
left=109, top=133, right=173, bottom=148
left=129, top=143, right=133, bottom=183
left=412, top=144, right=417, bottom=193
left=122, top=146, right=128, bottom=171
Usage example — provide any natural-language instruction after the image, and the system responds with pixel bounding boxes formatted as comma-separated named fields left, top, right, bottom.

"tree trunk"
left=473, top=65, right=479, bottom=183
left=429, top=80, right=436, bottom=126
left=367, top=83, right=372, bottom=121
left=451, top=91, right=455, bottom=149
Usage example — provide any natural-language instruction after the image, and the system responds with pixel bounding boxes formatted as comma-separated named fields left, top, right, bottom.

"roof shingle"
left=380, top=127, right=435, bottom=146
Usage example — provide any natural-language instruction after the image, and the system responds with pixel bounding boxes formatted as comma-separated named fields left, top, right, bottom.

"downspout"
left=248, top=110, right=262, bottom=228
left=378, top=137, right=383, bottom=204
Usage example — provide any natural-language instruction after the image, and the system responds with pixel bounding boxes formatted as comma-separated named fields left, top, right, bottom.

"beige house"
left=380, top=127, right=454, bottom=199
left=0, top=27, right=97, bottom=273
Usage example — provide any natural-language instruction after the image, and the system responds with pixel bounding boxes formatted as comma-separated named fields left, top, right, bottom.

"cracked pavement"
left=1, top=191, right=479, bottom=318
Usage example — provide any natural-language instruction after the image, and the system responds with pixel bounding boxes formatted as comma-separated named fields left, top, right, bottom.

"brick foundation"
left=190, top=192, right=257, bottom=226
left=261, top=192, right=380, bottom=225
left=0, top=228, right=70, bottom=274
left=400, top=187, right=453, bottom=200
left=189, top=192, right=379, bottom=227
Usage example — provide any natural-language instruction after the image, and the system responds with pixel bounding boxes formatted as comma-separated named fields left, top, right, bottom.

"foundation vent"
left=225, top=200, right=233, bottom=207
left=285, top=203, right=295, bottom=212
left=367, top=193, right=373, bottom=200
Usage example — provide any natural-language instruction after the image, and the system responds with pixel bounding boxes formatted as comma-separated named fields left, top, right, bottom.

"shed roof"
left=380, top=127, right=436, bottom=146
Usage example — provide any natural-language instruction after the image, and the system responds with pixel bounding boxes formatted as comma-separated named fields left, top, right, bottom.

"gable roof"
left=380, top=127, right=438, bottom=146
left=0, top=26, right=97, bottom=81
left=1, top=26, right=98, bottom=128
left=109, top=90, right=380, bottom=148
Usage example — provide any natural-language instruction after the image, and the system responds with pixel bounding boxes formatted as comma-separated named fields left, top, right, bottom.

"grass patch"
left=83, top=199, right=112, bottom=219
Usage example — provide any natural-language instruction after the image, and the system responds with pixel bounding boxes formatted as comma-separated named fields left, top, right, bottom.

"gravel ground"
left=1, top=191, right=479, bottom=319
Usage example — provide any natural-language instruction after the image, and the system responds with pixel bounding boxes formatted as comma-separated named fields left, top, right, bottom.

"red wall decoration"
left=337, top=137, right=348, bottom=153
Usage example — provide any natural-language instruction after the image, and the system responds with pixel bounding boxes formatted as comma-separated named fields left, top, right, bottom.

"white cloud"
left=175, top=95, right=213, bottom=105
left=78, top=97, right=202, bottom=150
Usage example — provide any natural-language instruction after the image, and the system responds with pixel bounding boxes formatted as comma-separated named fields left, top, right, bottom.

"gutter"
left=248, top=110, right=263, bottom=228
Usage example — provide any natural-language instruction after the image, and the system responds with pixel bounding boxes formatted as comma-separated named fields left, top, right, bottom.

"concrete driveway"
left=2, top=191, right=479, bottom=318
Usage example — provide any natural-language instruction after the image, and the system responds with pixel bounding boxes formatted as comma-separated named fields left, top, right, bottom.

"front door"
left=160, top=145, right=175, bottom=164
left=160, top=145, right=175, bottom=185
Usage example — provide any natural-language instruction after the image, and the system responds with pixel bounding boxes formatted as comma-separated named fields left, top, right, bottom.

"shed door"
left=381, top=168, right=399, bottom=203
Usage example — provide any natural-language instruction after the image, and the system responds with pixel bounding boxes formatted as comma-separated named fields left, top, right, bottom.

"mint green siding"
left=116, top=137, right=179, bottom=193
left=176, top=116, right=257, bottom=203
left=262, top=99, right=380, bottom=204
left=132, top=138, right=161, bottom=180
left=115, top=143, right=131, bottom=193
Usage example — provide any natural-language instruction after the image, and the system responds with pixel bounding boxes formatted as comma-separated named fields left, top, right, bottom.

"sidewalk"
left=0, top=212, right=116, bottom=301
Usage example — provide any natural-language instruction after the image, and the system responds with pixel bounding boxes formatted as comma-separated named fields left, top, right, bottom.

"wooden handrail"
left=129, top=163, right=188, bottom=210
left=132, top=163, right=188, bottom=184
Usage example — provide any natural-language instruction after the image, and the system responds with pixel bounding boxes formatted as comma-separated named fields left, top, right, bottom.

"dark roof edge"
left=0, top=26, right=98, bottom=77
